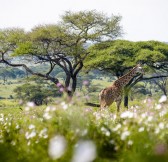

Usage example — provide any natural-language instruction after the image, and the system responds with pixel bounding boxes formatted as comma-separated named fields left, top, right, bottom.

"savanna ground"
left=0, top=79, right=168, bottom=162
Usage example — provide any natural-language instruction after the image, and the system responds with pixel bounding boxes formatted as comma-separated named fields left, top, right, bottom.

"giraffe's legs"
left=115, top=96, right=122, bottom=112
left=100, top=101, right=107, bottom=110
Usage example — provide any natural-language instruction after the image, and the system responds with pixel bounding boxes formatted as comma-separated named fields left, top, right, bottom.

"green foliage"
left=30, top=24, right=65, bottom=41
left=14, top=82, right=61, bottom=105
left=62, top=10, right=122, bottom=40
left=0, top=28, right=26, bottom=53
left=13, top=41, right=34, bottom=56
left=85, top=40, right=137, bottom=70
left=0, top=67, right=25, bottom=79
left=0, top=10, right=123, bottom=94
left=11, top=10, right=122, bottom=58
left=136, top=49, right=166, bottom=62
left=85, top=40, right=168, bottom=75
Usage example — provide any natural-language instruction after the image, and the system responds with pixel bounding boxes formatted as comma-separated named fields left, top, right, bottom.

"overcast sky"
left=0, top=0, right=168, bottom=42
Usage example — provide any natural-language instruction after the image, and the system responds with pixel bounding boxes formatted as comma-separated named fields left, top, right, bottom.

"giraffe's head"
left=134, top=64, right=144, bottom=75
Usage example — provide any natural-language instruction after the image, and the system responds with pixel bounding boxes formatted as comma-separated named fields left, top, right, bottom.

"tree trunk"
left=62, top=76, right=77, bottom=98
left=123, top=74, right=143, bottom=108
left=124, top=86, right=130, bottom=108
left=71, top=76, right=77, bottom=94
left=65, top=73, right=71, bottom=88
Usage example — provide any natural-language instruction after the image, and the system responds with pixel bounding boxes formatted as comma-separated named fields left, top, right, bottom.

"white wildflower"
left=135, top=105, right=139, bottom=109
left=147, top=116, right=153, bottom=122
left=105, top=131, right=110, bottom=136
left=15, top=124, right=20, bottom=129
left=0, top=118, right=4, bottom=122
left=27, top=141, right=31, bottom=146
left=101, top=127, right=110, bottom=136
left=24, top=106, right=30, bottom=111
left=43, top=112, right=52, bottom=120
left=121, top=131, right=130, bottom=140
left=128, top=140, right=133, bottom=145
left=39, top=128, right=48, bottom=138
left=101, top=127, right=106, bottom=132
left=11, top=141, right=16, bottom=146
left=0, top=114, right=4, bottom=122
left=155, top=128, right=160, bottom=134
left=25, top=132, right=29, bottom=139
left=120, top=111, right=133, bottom=118
left=61, top=102, right=68, bottom=110
left=141, top=113, right=147, bottom=118
left=138, top=127, right=145, bottom=132
left=45, top=106, right=56, bottom=112
left=27, top=102, right=35, bottom=107
left=93, top=112, right=101, bottom=120
left=29, top=130, right=36, bottom=138
left=112, top=124, right=121, bottom=132
left=45, top=106, right=51, bottom=112
left=159, top=110, right=167, bottom=117
left=113, top=114, right=117, bottom=120
left=159, top=95, right=167, bottom=103
left=29, top=124, right=35, bottom=130
left=159, top=122, right=164, bottom=129
left=72, top=140, right=96, bottom=162
left=156, top=104, right=162, bottom=110
left=25, top=130, right=36, bottom=139
left=123, top=121, right=128, bottom=125
left=48, top=135, right=67, bottom=160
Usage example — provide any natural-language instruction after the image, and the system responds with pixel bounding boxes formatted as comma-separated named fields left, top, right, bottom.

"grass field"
left=0, top=79, right=24, bottom=98
left=0, top=94, right=168, bottom=162
left=0, top=78, right=168, bottom=162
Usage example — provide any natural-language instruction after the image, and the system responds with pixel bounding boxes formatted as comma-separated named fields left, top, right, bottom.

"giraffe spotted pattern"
left=99, top=64, right=144, bottom=111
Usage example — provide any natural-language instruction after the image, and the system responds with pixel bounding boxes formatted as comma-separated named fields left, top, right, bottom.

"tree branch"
left=2, top=59, right=59, bottom=84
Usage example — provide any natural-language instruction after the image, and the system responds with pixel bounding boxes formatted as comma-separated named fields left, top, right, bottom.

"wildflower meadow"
left=0, top=2, right=168, bottom=162
left=0, top=93, right=168, bottom=162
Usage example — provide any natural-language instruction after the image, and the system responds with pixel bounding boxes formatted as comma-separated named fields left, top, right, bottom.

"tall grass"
left=0, top=94, right=168, bottom=162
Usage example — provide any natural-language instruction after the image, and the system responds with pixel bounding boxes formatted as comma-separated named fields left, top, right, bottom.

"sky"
left=0, top=0, right=168, bottom=42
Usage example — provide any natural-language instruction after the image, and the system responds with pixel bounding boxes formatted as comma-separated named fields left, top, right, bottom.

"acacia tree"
left=0, top=10, right=122, bottom=96
left=85, top=40, right=168, bottom=107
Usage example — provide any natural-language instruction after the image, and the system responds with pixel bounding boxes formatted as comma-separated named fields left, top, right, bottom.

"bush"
left=14, top=83, right=61, bottom=105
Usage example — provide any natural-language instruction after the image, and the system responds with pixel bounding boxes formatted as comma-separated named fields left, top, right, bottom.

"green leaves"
left=1, top=28, right=26, bottom=44
left=0, top=28, right=26, bottom=53
left=62, top=10, right=122, bottom=41
left=0, top=10, right=123, bottom=94
left=85, top=40, right=168, bottom=75
left=85, top=40, right=136, bottom=71
left=136, top=49, right=166, bottom=62
left=84, top=40, right=168, bottom=75
left=13, top=41, right=34, bottom=56
left=30, top=24, right=66, bottom=41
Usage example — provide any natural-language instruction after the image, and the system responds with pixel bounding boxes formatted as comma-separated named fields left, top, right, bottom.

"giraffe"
left=99, top=64, right=144, bottom=111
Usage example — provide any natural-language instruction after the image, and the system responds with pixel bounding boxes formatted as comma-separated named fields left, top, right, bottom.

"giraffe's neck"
left=114, top=68, right=137, bottom=87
